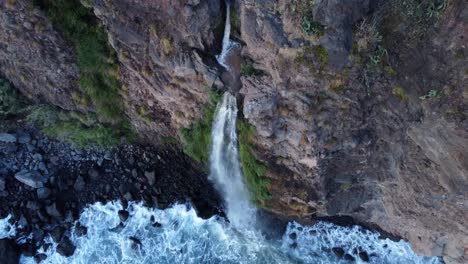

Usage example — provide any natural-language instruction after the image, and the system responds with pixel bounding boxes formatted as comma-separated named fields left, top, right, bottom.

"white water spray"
left=209, top=93, right=256, bottom=228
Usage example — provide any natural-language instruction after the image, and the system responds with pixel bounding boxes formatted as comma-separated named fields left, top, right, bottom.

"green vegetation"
left=180, top=89, right=221, bottom=162
left=237, top=120, right=270, bottom=205
left=27, top=106, right=131, bottom=147
left=291, top=0, right=325, bottom=36
left=295, top=45, right=329, bottom=73
left=34, top=0, right=124, bottom=122
left=384, top=0, right=448, bottom=41
left=384, top=66, right=397, bottom=76
left=314, top=45, right=329, bottom=71
left=419, top=89, right=440, bottom=100
left=0, top=79, right=24, bottom=119
left=240, top=60, right=261, bottom=77
left=392, top=86, right=407, bottom=101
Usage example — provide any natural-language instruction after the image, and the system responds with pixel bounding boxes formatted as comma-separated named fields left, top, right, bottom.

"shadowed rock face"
left=0, top=0, right=467, bottom=262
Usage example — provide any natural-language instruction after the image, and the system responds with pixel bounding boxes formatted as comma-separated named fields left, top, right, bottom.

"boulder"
left=36, top=187, right=51, bottom=200
left=0, top=133, right=16, bottom=143
left=56, top=237, right=76, bottom=257
left=45, top=203, right=62, bottom=218
left=144, top=171, right=156, bottom=185
left=17, top=132, right=31, bottom=144
left=118, top=210, right=129, bottom=222
left=14, top=170, right=46, bottom=188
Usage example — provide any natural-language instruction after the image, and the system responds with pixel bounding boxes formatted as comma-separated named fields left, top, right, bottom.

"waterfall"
left=209, top=93, right=256, bottom=228
left=210, top=0, right=256, bottom=228
left=216, top=0, right=237, bottom=70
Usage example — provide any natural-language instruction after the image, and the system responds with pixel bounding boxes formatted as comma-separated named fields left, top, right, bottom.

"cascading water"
left=2, top=1, right=443, bottom=263
left=209, top=93, right=256, bottom=228
left=210, top=0, right=256, bottom=229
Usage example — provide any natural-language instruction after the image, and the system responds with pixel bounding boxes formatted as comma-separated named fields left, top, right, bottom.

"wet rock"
left=14, top=170, right=46, bottom=188
left=129, top=236, right=142, bottom=250
left=17, top=132, right=31, bottom=144
left=152, top=221, right=162, bottom=228
left=34, top=253, right=47, bottom=263
left=0, top=239, right=20, bottom=264
left=50, top=226, right=65, bottom=243
left=0, top=133, right=16, bottom=143
left=123, top=192, right=133, bottom=201
left=144, top=171, right=155, bottom=185
left=56, top=237, right=76, bottom=257
left=343, top=253, right=355, bottom=261
left=332, top=247, right=345, bottom=258
left=45, top=203, right=62, bottom=218
left=75, top=223, right=87, bottom=237
left=37, top=187, right=51, bottom=200
left=49, top=156, right=59, bottom=165
left=118, top=210, right=129, bottom=222
left=359, top=251, right=370, bottom=262
left=289, top=232, right=297, bottom=240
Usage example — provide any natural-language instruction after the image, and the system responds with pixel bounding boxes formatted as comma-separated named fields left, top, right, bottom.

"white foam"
left=0, top=215, right=16, bottom=239
left=18, top=202, right=441, bottom=264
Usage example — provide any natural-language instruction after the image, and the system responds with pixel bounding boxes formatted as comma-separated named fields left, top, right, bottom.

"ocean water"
left=1, top=201, right=439, bottom=264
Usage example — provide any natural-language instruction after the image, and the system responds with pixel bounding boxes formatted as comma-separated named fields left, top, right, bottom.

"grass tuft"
left=180, top=89, right=222, bottom=162
left=0, top=78, right=24, bottom=119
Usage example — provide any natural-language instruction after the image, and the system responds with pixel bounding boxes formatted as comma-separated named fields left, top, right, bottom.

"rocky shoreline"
left=0, top=119, right=222, bottom=262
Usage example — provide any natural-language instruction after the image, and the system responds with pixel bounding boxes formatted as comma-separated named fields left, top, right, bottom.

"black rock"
left=152, top=221, right=162, bottom=228
left=129, top=236, right=142, bottom=250
left=88, top=169, right=99, bottom=180
left=332, top=247, right=345, bottom=258
left=0, top=178, right=5, bottom=192
left=289, top=232, right=297, bottom=240
left=50, top=226, right=65, bottom=243
left=46, top=203, right=62, bottom=218
left=0, top=239, right=20, bottom=264
left=75, top=223, right=87, bottom=237
left=74, top=176, right=85, bottom=192
left=37, top=187, right=51, bottom=200
left=56, top=237, right=76, bottom=257
left=344, top=253, right=355, bottom=261
left=34, top=253, right=47, bottom=263
left=359, top=251, right=370, bottom=262
left=17, top=131, right=31, bottom=144
left=118, top=210, right=129, bottom=222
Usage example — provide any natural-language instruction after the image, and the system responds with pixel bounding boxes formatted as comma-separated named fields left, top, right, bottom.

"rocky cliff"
left=0, top=0, right=466, bottom=263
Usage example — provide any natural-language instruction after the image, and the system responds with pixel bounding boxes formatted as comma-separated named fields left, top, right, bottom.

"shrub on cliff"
left=237, top=120, right=270, bottom=205
left=0, top=79, right=24, bottom=119
left=180, top=89, right=221, bottom=162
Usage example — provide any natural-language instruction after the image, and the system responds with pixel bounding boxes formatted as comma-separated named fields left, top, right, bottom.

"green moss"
left=237, top=120, right=270, bottom=205
left=384, top=66, right=397, bottom=76
left=27, top=106, right=131, bottom=147
left=240, top=60, right=261, bottom=77
left=0, top=78, right=25, bottom=119
left=34, top=0, right=125, bottom=122
left=180, top=89, right=221, bottom=162
left=314, top=45, right=329, bottom=71
left=392, top=86, right=407, bottom=101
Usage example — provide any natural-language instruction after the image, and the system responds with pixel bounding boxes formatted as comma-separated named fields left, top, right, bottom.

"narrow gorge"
left=0, top=0, right=466, bottom=263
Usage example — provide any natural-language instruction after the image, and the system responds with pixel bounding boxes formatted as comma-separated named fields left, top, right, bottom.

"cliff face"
left=0, top=0, right=85, bottom=112
left=82, top=0, right=224, bottom=138
left=0, top=0, right=466, bottom=262
left=236, top=0, right=467, bottom=262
